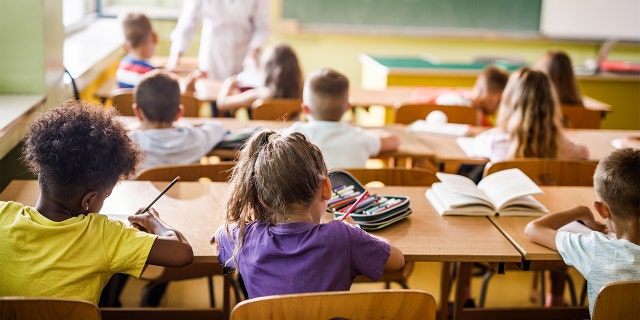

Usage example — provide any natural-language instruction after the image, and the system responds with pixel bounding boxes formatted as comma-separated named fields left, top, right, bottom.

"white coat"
left=170, top=0, right=270, bottom=81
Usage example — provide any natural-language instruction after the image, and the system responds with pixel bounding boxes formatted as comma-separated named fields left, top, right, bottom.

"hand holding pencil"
left=129, top=176, right=180, bottom=233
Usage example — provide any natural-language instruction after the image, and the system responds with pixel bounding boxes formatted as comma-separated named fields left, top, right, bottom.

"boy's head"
left=471, top=65, right=509, bottom=115
left=594, top=148, right=640, bottom=222
left=302, top=68, right=350, bottom=121
left=134, top=70, right=182, bottom=123
left=23, top=100, right=142, bottom=199
left=120, top=12, right=157, bottom=58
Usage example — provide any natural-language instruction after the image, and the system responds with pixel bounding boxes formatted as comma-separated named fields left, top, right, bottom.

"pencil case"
left=327, top=169, right=412, bottom=231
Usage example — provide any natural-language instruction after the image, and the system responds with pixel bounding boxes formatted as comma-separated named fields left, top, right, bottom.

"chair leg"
left=580, top=279, right=588, bottom=306
left=477, top=269, right=494, bottom=307
left=207, top=276, right=215, bottom=308
left=563, top=272, right=578, bottom=306
left=538, top=271, right=546, bottom=306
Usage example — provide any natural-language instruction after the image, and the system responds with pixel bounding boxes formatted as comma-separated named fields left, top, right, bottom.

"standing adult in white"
left=167, top=0, right=270, bottom=81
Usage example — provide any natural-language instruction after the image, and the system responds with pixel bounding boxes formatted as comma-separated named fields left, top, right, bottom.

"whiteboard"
left=540, top=0, right=640, bottom=41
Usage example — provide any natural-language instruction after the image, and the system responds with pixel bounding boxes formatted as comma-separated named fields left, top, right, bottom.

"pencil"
left=340, top=190, right=369, bottom=221
left=141, top=176, right=181, bottom=213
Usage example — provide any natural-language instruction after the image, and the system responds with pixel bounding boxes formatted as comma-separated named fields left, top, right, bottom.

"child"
left=435, top=65, right=509, bottom=126
left=116, top=12, right=158, bottom=89
left=216, top=43, right=303, bottom=116
left=215, top=130, right=404, bottom=298
left=129, top=69, right=227, bottom=171
left=534, top=50, right=583, bottom=106
left=525, top=148, right=640, bottom=316
left=284, top=68, right=400, bottom=168
left=468, top=67, right=588, bottom=163
left=0, top=101, right=193, bottom=304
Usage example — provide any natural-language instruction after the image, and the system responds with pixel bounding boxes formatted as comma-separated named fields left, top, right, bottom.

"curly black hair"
left=22, top=100, right=143, bottom=198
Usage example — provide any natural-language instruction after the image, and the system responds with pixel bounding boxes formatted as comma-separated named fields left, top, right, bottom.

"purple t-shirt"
left=216, top=220, right=391, bottom=298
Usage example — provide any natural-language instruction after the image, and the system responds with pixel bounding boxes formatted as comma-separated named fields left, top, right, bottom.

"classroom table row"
left=121, top=116, right=638, bottom=172
left=0, top=180, right=596, bottom=320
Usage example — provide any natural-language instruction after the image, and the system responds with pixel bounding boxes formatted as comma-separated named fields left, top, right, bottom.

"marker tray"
left=328, top=169, right=411, bottom=230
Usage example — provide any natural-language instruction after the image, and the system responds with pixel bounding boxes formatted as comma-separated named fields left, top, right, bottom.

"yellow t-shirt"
left=0, top=201, right=157, bottom=304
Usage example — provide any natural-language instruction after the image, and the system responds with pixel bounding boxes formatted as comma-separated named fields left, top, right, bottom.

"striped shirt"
left=116, top=55, right=156, bottom=89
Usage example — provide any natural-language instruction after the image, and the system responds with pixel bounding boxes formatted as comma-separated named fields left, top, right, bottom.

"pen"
left=340, top=190, right=369, bottom=221
left=141, top=176, right=181, bottom=213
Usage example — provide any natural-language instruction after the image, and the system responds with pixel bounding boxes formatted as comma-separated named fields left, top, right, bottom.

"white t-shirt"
left=129, top=121, right=227, bottom=170
left=283, top=121, right=381, bottom=169
left=556, top=231, right=640, bottom=316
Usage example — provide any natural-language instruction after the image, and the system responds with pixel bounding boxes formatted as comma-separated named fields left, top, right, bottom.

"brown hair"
left=23, top=100, right=142, bottom=198
left=594, top=148, right=640, bottom=220
left=224, top=130, right=328, bottom=268
left=496, top=67, right=563, bottom=158
left=302, top=68, right=350, bottom=121
left=134, top=70, right=181, bottom=123
left=535, top=50, right=583, bottom=106
left=121, top=12, right=153, bottom=49
left=475, top=65, right=509, bottom=96
left=263, top=43, right=303, bottom=99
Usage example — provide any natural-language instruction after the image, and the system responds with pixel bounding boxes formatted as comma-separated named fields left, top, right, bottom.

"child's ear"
left=301, top=103, right=311, bottom=115
left=593, top=200, right=611, bottom=219
left=321, top=177, right=332, bottom=201
left=173, top=105, right=184, bottom=122
left=122, top=42, right=132, bottom=53
left=132, top=103, right=145, bottom=121
left=81, top=191, right=98, bottom=212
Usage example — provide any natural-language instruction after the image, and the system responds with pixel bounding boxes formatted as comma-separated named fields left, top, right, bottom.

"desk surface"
left=0, top=180, right=522, bottom=265
left=490, top=186, right=597, bottom=262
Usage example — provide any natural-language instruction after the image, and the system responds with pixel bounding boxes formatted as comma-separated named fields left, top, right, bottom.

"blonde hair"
left=302, top=68, right=349, bottom=121
left=594, top=148, right=640, bottom=220
left=535, top=50, right=583, bottom=106
left=224, top=130, right=328, bottom=269
left=496, top=67, right=563, bottom=158
left=121, top=12, right=153, bottom=49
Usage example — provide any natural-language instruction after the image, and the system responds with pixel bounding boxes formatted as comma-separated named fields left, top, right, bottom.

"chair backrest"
left=0, top=297, right=101, bottom=320
left=230, top=289, right=436, bottom=320
left=483, top=158, right=598, bottom=186
left=592, top=280, right=640, bottom=320
left=110, top=89, right=201, bottom=118
left=251, top=98, right=302, bottom=121
left=561, top=105, right=601, bottom=129
left=136, top=162, right=237, bottom=182
left=337, top=168, right=439, bottom=187
left=395, top=103, right=478, bottom=125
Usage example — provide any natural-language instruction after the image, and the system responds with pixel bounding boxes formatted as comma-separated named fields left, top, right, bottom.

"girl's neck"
left=35, top=193, right=81, bottom=222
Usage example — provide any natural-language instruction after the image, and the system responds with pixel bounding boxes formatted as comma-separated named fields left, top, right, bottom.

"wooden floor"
left=119, top=262, right=587, bottom=310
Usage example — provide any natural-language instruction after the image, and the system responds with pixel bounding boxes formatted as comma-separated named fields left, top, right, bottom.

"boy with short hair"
left=129, top=69, right=227, bottom=170
left=284, top=68, right=400, bottom=168
left=436, top=65, right=509, bottom=126
left=525, top=148, right=640, bottom=316
left=117, top=12, right=158, bottom=89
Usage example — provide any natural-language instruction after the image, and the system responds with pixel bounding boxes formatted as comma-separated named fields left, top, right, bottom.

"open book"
left=426, top=168, right=549, bottom=216
left=408, top=120, right=471, bottom=137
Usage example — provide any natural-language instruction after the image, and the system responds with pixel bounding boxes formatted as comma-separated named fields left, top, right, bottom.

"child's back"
left=215, top=130, right=404, bottom=298
left=285, top=68, right=400, bottom=168
left=0, top=101, right=193, bottom=303
left=117, top=12, right=157, bottom=89
left=128, top=70, right=227, bottom=170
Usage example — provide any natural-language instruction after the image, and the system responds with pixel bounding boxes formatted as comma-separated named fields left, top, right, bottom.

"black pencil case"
left=327, top=169, right=412, bottom=230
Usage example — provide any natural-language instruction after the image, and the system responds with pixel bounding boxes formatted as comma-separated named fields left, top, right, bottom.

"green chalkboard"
left=282, top=0, right=541, bottom=35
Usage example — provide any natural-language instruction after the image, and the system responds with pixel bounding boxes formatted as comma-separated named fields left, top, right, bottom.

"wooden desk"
left=489, top=187, right=597, bottom=268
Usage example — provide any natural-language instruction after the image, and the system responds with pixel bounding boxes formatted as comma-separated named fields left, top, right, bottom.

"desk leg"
left=454, top=262, right=472, bottom=320
left=223, top=274, right=232, bottom=320
left=439, top=262, right=452, bottom=320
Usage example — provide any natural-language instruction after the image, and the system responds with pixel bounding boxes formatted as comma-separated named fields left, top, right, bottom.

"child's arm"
left=128, top=208, right=194, bottom=268
left=339, top=217, right=405, bottom=270
left=366, top=129, right=400, bottom=154
left=216, top=76, right=263, bottom=113
left=524, top=205, right=607, bottom=251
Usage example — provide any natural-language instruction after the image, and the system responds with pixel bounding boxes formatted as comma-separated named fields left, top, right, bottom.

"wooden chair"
left=136, top=162, right=236, bottom=182
left=135, top=162, right=238, bottom=310
left=483, top=158, right=599, bottom=187
left=110, top=89, right=201, bottom=118
left=335, top=168, right=439, bottom=290
left=479, top=158, right=599, bottom=307
left=592, top=280, right=640, bottom=320
left=395, top=103, right=478, bottom=125
left=251, top=98, right=302, bottom=121
left=230, top=289, right=437, bottom=320
left=0, top=297, right=101, bottom=320
left=561, top=105, right=602, bottom=129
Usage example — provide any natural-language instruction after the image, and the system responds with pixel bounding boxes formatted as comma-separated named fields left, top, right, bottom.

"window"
left=98, top=0, right=182, bottom=20
left=63, top=0, right=98, bottom=32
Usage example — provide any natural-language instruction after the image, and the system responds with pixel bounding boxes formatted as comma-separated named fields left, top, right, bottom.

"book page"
left=426, top=187, right=494, bottom=216
left=436, top=172, right=491, bottom=203
left=456, top=137, right=475, bottom=157
left=477, top=168, right=542, bottom=209
left=431, top=182, right=494, bottom=208
left=409, top=120, right=471, bottom=137
left=496, top=195, right=548, bottom=216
